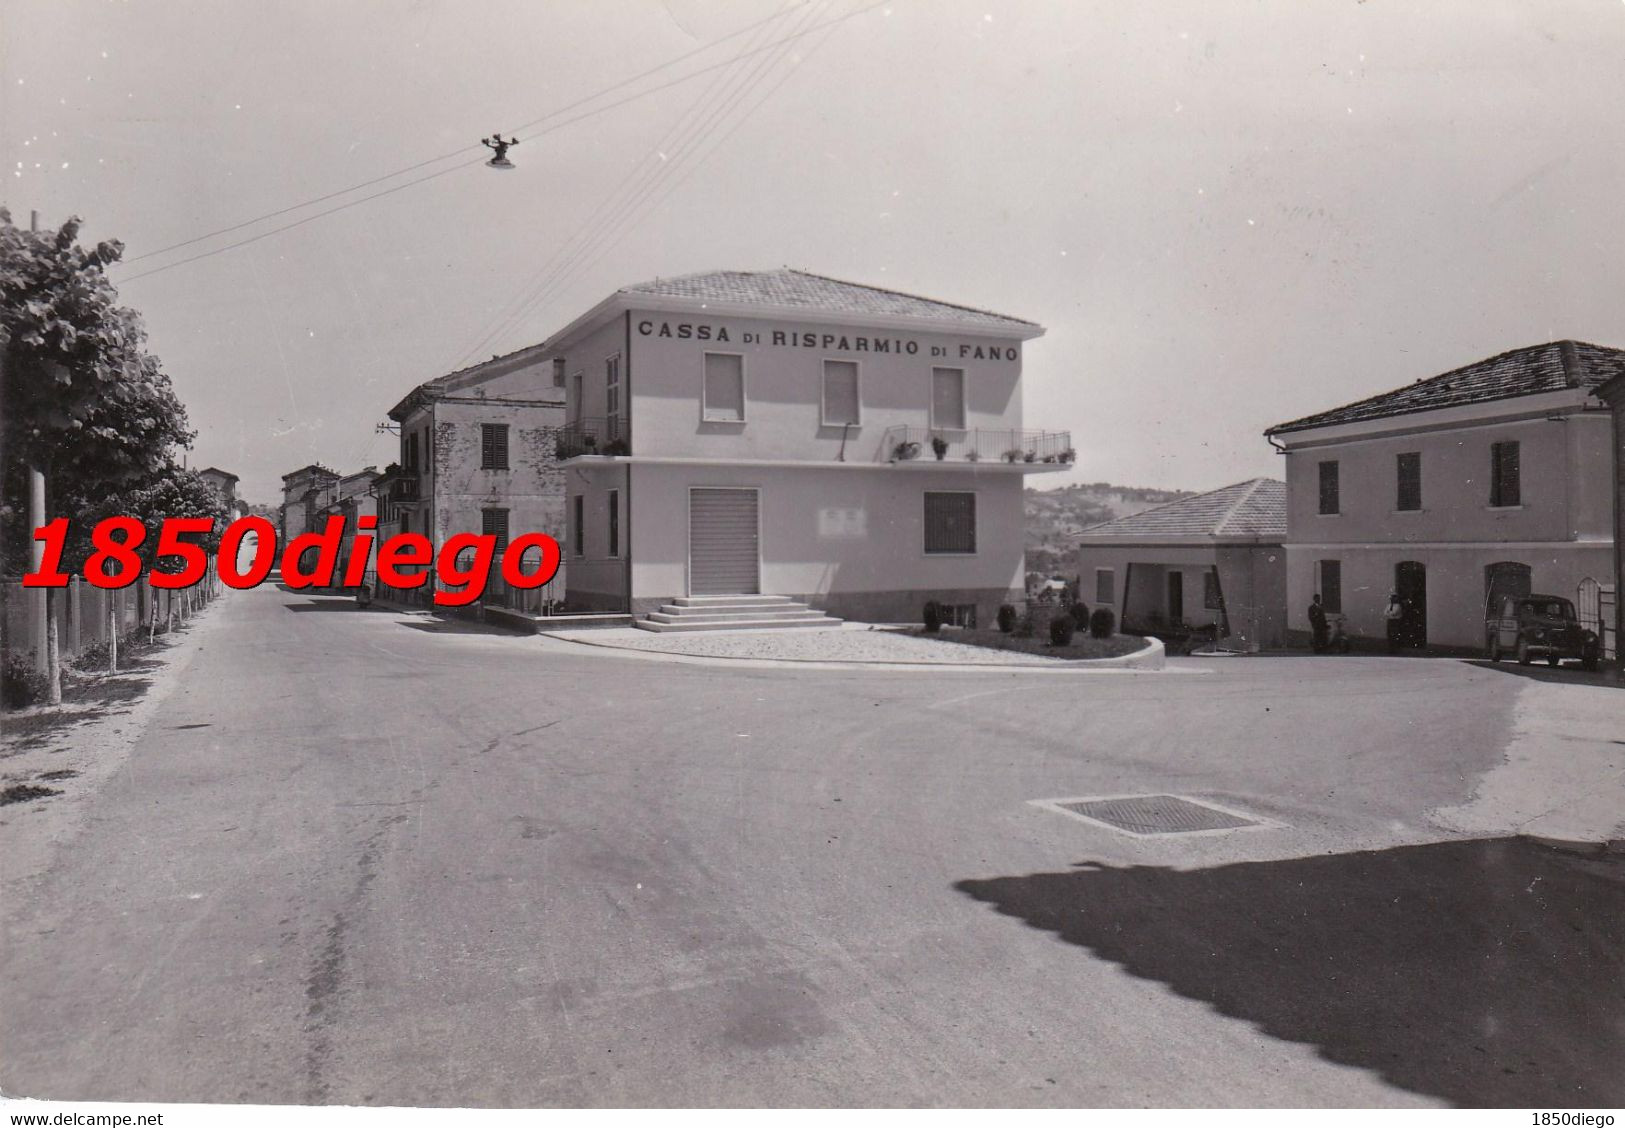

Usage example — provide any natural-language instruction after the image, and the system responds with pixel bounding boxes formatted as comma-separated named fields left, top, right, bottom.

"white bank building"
left=539, top=269, right=1071, bottom=627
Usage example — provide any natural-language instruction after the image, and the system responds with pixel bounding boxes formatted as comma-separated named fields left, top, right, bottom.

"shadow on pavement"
left=1460, top=660, right=1623, bottom=690
left=282, top=599, right=366, bottom=613
left=397, top=616, right=519, bottom=636
left=955, top=838, right=1624, bottom=1107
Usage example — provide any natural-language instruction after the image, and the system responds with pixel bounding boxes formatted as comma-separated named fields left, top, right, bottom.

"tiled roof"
left=620, top=269, right=1040, bottom=331
left=1267, top=340, right=1625, bottom=435
left=1076, top=479, right=1286, bottom=541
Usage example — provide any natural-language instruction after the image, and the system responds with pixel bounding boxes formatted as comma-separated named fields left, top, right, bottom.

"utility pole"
left=27, top=211, right=62, bottom=704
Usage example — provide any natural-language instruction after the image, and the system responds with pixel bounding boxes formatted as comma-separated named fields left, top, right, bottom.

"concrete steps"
left=634, top=594, right=843, bottom=633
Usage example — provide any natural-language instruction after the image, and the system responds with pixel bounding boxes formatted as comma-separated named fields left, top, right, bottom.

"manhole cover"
left=1033, top=794, right=1274, bottom=837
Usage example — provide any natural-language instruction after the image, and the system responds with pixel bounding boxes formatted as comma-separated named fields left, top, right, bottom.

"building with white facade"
left=1265, top=340, right=1622, bottom=653
left=542, top=270, right=1068, bottom=625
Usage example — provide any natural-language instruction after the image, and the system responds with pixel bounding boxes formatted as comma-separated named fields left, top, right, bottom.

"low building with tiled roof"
left=535, top=269, right=1063, bottom=627
left=1263, top=341, right=1618, bottom=655
left=1073, top=479, right=1288, bottom=649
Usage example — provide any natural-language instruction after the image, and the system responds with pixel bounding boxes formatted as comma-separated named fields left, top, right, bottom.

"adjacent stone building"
left=386, top=343, right=568, bottom=599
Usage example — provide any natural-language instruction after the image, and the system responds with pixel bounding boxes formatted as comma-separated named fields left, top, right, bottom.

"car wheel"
left=1582, top=654, right=1599, bottom=672
left=1516, top=641, right=1531, bottom=665
left=1547, top=655, right=1560, bottom=668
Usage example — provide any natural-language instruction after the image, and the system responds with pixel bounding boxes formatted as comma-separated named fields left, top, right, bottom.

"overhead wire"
left=115, top=0, right=891, bottom=285
left=448, top=0, right=828, bottom=370
left=121, top=0, right=818, bottom=266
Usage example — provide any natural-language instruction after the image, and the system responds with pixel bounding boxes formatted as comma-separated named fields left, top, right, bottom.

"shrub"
left=2, top=653, right=48, bottom=709
left=922, top=599, right=943, bottom=633
left=1049, top=614, right=1076, bottom=647
left=72, top=641, right=113, bottom=671
left=996, top=603, right=1017, bottom=633
left=1089, top=607, right=1116, bottom=639
left=1068, top=601, right=1091, bottom=631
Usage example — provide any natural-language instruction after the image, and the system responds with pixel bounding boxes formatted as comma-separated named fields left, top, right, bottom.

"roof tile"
left=621, top=269, right=1039, bottom=331
left=1077, top=479, right=1286, bottom=540
left=1268, top=341, right=1625, bottom=435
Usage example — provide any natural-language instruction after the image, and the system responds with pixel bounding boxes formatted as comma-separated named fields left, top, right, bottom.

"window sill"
left=701, top=417, right=747, bottom=426
left=1486, top=504, right=1525, bottom=512
left=1315, top=511, right=1341, bottom=518
left=1391, top=508, right=1425, bottom=515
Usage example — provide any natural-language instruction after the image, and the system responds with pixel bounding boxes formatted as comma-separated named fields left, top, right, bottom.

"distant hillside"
left=1024, top=481, right=1193, bottom=578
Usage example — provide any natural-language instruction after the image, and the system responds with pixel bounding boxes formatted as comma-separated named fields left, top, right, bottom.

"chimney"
left=1558, top=340, right=1582, bottom=386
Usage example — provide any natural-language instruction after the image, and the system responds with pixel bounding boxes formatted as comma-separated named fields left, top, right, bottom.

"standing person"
left=1308, top=593, right=1329, bottom=654
left=1384, top=590, right=1405, bottom=653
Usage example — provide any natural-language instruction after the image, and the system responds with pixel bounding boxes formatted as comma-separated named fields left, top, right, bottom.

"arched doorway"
left=1395, top=561, right=1427, bottom=648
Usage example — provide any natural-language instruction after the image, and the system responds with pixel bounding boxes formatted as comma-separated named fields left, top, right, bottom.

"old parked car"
left=1484, top=593, right=1600, bottom=670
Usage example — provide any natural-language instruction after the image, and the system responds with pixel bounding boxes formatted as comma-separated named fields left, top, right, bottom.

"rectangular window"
left=821, top=360, right=860, bottom=427
left=553, top=357, right=566, bottom=388
left=570, top=372, right=583, bottom=422
left=1396, top=452, right=1421, bottom=511
left=605, top=355, right=621, bottom=426
left=572, top=494, right=585, bottom=557
left=1095, top=568, right=1115, bottom=605
left=400, top=510, right=410, bottom=536
left=1317, top=559, right=1342, bottom=614
left=406, top=432, right=420, bottom=471
left=1491, top=441, right=1521, bottom=507
left=481, top=507, right=509, bottom=551
left=1318, top=460, right=1340, bottom=515
left=607, top=489, right=619, bottom=558
left=1203, top=570, right=1222, bottom=611
left=703, top=353, right=745, bottom=421
left=931, top=367, right=966, bottom=431
left=924, top=491, right=976, bottom=554
left=480, top=423, right=509, bottom=470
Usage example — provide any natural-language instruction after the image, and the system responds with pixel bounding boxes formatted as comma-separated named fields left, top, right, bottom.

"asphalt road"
left=3, top=585, right=1621, bottom=1108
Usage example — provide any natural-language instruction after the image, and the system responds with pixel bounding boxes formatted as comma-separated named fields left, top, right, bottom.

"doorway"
left=1167, top=571, right=1184, bottom=625
left=1395, top=561, right=1427, bottom=648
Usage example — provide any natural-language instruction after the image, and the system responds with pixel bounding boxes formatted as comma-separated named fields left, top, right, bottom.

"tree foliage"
left=1, top=208, right=193, bottom=570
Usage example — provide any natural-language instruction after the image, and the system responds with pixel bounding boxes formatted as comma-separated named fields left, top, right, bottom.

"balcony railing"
left=390, top=473, right=420, bottom=502
left=878, top=425, right=1074, bottom=466
left=557, top=416, right=629, bottom=460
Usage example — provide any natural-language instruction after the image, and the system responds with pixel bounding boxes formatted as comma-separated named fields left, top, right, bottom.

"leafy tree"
left=0, top=208, right=193, bottom=571
left=65, top=464, right=229, bottom=574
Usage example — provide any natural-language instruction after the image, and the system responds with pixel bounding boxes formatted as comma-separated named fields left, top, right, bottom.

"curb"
left=1518, top=831, right=1625, bottom=857
left=535, top=631, right=1176, bottom=675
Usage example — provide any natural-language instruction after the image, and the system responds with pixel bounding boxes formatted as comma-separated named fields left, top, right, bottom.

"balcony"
left=557, top=417, right=629, bottom=460
left=878, top=425, right=1074, bottom=468
left=390, top=473, right=420, bottom=502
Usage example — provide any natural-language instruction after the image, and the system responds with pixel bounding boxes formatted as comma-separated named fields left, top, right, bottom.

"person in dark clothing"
left=1384, top=591, right=1405, bottom=653
left=1308, top=593, right=1329, bottom=654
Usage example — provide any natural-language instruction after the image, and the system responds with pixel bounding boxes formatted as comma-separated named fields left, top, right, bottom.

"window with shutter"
left=1396, top=452, right=1421, bottom=511
left=822, top=360, right=860, bottom=427
left=481, top=424, right=509, bottom=470
left=481, top=507, right=509, bottom=551
left=1318, top=460, right=1340, bottom=515
left=703, top=353, right=745, bottom=421
left=1491, top=441, right=1520, bottom=507
left=923, top=491, right=976, bottom=554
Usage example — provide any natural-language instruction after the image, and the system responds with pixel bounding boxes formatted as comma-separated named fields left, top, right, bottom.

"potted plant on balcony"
left=893, top=439, right=921, bottom=461
left=930, top=433, right=949, bottom=460
left=1002, top=448, right=1023, bottom=464
left=602, top=438, right=630, bottom=456
left=1023, top=450, right=1037, bottom=463
left=965, top=449, right=980, bottom=462
left=1059, top=447, right=1076, bottom=464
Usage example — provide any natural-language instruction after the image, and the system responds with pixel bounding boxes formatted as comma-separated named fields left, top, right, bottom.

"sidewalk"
left=1433, top=673, right=1625, bottom=853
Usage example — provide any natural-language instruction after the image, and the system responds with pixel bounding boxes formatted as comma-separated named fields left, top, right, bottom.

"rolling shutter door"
left=690, top=488, right=760, bottom=595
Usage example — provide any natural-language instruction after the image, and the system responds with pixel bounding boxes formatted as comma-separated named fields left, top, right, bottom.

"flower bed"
left=912, top=627, right=1148, bottom=660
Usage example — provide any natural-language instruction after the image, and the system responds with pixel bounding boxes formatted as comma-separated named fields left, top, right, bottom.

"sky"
left=5, top=0, right=1624, bottom=505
